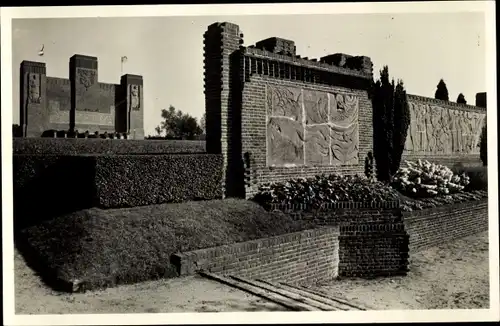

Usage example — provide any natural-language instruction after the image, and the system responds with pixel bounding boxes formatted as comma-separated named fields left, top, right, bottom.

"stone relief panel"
left=405, top=101, right=486, bottom=154
left=305, top=125, right=330, bottom=165
left=330, top=93, right=359, bottom=127
left=266, top=85, right=302, bottom=121
left=77, top=68, right=97, bottom=91
left=304, top=90, right=328, bottom=124
left=75, top=68, right=99, bottom=112
left=130, top=85, right=141, bottom=111
left=49, top=104, right=114, bottom=126
left=267, top=117, right=304, bottom=166
left=331, top=124, right=359, bottom=165
left=266, top=84, right=359, bottom=167
left=28, top=73, right=41, bottom=104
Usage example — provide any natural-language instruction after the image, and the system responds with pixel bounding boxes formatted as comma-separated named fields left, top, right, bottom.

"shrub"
left=392, top=160, right=470, bottom=198
left=13, top=138, right=206, bottom=155
left=456, top=93, right=467, bottom=104
left=400, top=189, right=488, bottom=212
left=253, top=174, right=400, bottom=208
left=15, top=199, right=315, bottom=292
left=451, top=165, right=488, bottom=191
left=435, top=79, right=449, bottom=101
left=364, top=151, right=375, bottom=181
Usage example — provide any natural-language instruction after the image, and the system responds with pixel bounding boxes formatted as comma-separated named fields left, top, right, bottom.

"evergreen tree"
left=435, top=79, right=449, bottom=101
left=480, top=121, right=487, bottom=166
left=456, top=93, right=467, bottom=104
left=372, top=66, right=410, bottom=182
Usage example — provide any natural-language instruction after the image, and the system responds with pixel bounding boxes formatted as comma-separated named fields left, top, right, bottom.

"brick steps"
left=200, top=271, right=364, bottom=311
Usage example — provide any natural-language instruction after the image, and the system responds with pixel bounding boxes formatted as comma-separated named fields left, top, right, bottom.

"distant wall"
left=19, top=55, right=144, bottom=138
left=402, top=95, right=487, bottom=167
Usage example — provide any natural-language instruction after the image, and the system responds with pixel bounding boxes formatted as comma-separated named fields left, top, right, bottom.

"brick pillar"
left=69, top=54, right=98, bottom=131
left=476, top=92, right=487, bottom=108
left=203, top=22, right=244, bottom=198
left=120, top=74, right=144, bottom=139
left=20, top=61, right=48, bottom=137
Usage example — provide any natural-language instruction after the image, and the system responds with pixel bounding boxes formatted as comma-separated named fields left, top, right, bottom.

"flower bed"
left=253, top=174, right=400, bottom=208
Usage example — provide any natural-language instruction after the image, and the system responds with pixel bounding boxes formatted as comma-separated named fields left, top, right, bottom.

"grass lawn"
left=15, top=199, right=315, bottom=292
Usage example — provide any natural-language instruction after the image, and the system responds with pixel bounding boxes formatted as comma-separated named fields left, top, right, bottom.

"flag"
left=121, top=56, right=128, bottom=63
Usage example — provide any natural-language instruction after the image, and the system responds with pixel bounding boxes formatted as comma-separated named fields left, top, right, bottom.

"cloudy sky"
left=11, top=13, right=485, bottom=136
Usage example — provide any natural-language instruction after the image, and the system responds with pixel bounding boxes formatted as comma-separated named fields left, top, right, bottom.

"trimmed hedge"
left=13, top=153, right=223, bottom=228
left=13, top=138, right=206, bottom=155
left=15, top=199, right=315, bottom=292
left=94, top=154, right=223, bottom=208
left=13, top=155, right=97, bottom=229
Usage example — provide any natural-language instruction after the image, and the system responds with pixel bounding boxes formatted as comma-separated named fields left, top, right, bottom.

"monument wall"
left=402, top=94, right=487, bottom=167
left=19, top=55, right=144, bottom=138
left=204, top=22, right=374, bottom=198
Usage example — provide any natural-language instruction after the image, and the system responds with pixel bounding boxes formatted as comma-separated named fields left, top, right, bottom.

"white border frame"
left=2, top=2, right=498, bottom=325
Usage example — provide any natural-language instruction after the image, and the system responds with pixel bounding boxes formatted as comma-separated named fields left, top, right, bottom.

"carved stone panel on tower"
left=75, top=68, right=99, bottom=112
left=28, top=73, right=41, bottom=104
left=130, top=84, right=140, bottom=111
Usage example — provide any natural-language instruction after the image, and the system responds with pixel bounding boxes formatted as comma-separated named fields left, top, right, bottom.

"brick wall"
left=403, top=199, right=488, bottom=253
left=172, top=227, right=340, bottom=284
left=204, top=21, right=374, bottom=199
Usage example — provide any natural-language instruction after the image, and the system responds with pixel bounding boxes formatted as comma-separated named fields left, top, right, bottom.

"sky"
left=11, top=13, right=486, bottom=136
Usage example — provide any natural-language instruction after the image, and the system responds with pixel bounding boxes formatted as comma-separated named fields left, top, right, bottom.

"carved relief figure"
left=330, top=124, right=359, bottom=165
left=305, top=125, right=330, bottom=165
left=267, top=117, right=304, bottom=166
left=130, top=85, right=140, bottom=111
left=304, top=90, right=328, bottom=124
left=28, top=73, right=41, bottom=104
left=458, top=111, right=468, bottom=152
left=405, top=103, right=417, bottom=151
left=330, top=93, right=359, bottom=127
left=267, top=85, right=302, bottom=121
left=78, top=69, right=97, bottom=90
left=450, top=110, right=459, bottom=152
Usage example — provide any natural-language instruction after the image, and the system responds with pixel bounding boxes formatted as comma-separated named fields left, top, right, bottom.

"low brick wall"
left=403, top=199, right=489, bottom=253
left=171, top=227, right=340, bottom=285
left=172, top=201, right=410, bottom=282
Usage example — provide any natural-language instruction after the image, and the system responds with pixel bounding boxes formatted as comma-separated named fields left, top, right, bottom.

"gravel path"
left=14, top=232, right=489, bottom=313
left=311, top=231, right=490, bottom=310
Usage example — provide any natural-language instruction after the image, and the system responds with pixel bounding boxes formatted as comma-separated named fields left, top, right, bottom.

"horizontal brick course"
left=172, top=227, right=340, bottom=284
